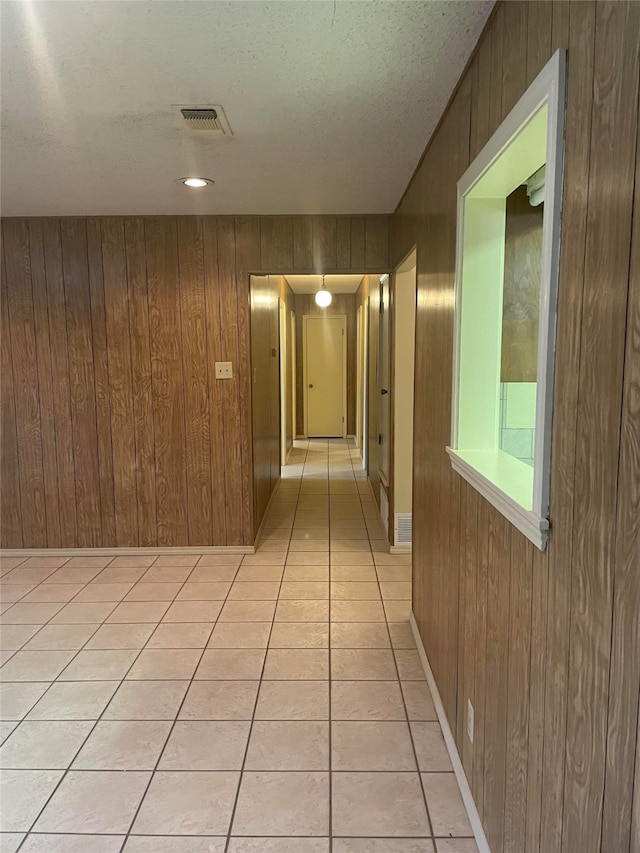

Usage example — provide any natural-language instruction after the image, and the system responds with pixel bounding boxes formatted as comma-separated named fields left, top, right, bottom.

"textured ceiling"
left=0, top=0, right=493, bottom=216
left=286, top=275, right=364, bottom=295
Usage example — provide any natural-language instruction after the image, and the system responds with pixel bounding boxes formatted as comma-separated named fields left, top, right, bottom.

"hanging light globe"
left=315, top=276, right=332, bottom=307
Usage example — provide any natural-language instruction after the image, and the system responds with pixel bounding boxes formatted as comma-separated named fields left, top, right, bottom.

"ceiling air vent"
left=175, top=105, right=233, bottom=136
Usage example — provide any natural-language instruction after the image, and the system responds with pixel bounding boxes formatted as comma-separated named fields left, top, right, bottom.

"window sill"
left=446, top=448, right=549, bottom=550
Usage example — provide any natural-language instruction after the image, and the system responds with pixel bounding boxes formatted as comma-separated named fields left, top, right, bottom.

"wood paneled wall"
left=1, top=214, right=389, bottom=548
left=250, top=275, right=294, bottom=531
left=293, top=293, right=359, bottom=436
left=391, top=3, right=640, bottom=852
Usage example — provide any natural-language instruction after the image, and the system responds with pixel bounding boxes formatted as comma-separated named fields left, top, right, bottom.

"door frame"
left=378, top=273, right=391, bottom=488
left=279, top=298, right=288, bottom=466
left=303, top=313, right=347, bottom=439
left=290, top=309, right=297, bottom=445
left=356, top=302, right=369, bottom=469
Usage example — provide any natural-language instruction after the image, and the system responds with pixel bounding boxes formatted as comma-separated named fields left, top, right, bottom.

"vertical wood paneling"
left=473, top=29, right=493, bottom=157
left=524, top=547, right=549, bottom=853
left=0, top=242, right=22, bottom=547
left=501, top=1, right=528, bottom=119
left=456, top=481, right=469, bottom=750
left=217, top=217, right=243, bottom=545
left=600, top=98, right=640, bottom=853
left=468, top=57, right=481, bottom=164
left=293, top=217, right=313, bottom=269
left=503, top=533, right=532, bottom=853
left=86, top=218, right=116, bottom=547
left=60, top=219, right=102, bottom=546
left=483, top=509, right=511, bottom=852
left=101, top=218, right=138, bottom=545
left=260, top=216, right=293, bottom=270
left=445, top=81, right=471, bottom=727
left=336, top=217, right=351, bottom=268
left=461, top=484, right=478, bottom=777
left=526, top=1, right=552, bottom=85
left=26, top=220, right=61, bottom=546
left=312, top=216, right=337, bottom=270
left=473, top=497, right=490, bottom=820
left=3, top=219, right=47, bottom=547
left=488, top=5, right=504, bottom=131
left=539, top=4, right=595, bottom=850
left=124, top=218, right=157, bottom=546
left=202, top=217, right=228, bottom=544
left=145, top=217, right=187, bottom=545
left=364, top=216, right=389, bottom=269
left=235, top=215, right=261, bottom=541
left=177, top=217, right=212, bottom=545
left=42, top=219, right=77, bottom=546
left=2, top=212, right=387, bottom=549
left=633, top=718, right=640, bottom=851
left=563, top=3, right=640, bottom=849
left=383, top=1, right=640, bottom=852
left=350, top=217, right=366, bottom=268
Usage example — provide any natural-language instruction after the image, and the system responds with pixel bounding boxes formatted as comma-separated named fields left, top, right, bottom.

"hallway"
left=0, top=440, right=476, bottom=852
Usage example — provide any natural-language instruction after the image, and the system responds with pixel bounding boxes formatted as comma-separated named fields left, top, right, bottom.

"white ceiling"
left=0, top=0, right=493, bottom=217
left=286, top=275, right=364, bottom=295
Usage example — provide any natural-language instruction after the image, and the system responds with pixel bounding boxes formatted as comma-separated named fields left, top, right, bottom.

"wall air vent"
left=394, top=513, right=412, bottom=546
left=175, top=105, right=233, bottom=136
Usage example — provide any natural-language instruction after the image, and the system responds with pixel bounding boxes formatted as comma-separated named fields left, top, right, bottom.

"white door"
left=304, top=314, right=346, bottom=437
left=378, top=274, right=391, bottom=485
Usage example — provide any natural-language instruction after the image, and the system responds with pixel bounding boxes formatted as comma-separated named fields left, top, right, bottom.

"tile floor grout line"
left=324, top=439, right=334, bottom=853
left=116, top=556, right=247, bottom=853
left=10, top=561, right=210, bottom=848
left=3, top=554, right=242, bottom=849
left=0, top=581, right=110, bottom=668
left=12, top=629, right=152, bottom=849
left=347, top=444, right=439, bottom=844
left=1, top=440, right=462, bottom=850
left=223, top=437, right=305, bottom=853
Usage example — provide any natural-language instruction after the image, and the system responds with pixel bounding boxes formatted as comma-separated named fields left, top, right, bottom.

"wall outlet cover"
left=215, top=361, right=233, bottom=379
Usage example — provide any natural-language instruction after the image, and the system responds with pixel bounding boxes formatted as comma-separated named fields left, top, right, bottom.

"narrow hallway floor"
left=0, top=439, right=477, bottom=853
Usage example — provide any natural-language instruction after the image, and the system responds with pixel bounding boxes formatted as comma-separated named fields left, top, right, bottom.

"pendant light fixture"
left=314, top=275, right=332, bottom=308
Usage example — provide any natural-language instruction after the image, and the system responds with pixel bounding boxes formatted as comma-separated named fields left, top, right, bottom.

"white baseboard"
left=409, top=612, right=491, bottom=853
left=0, top=545, right=254, bottom=557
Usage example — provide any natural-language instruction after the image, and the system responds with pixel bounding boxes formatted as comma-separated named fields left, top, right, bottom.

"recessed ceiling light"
left=181, top=177, right=213, bottom=188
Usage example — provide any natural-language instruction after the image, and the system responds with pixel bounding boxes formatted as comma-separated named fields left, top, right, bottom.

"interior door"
left=304, top=314, right=346, bottom=437
left=279, top=299, right=288, bottom=466
left=378, top=274, right=391, bottom=485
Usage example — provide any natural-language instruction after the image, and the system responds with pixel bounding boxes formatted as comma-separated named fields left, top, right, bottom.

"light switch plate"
left=215, top=361, right=233, bottom=380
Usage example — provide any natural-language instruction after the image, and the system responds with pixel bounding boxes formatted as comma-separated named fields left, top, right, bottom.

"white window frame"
left=447, top=49, right=566, bottom=550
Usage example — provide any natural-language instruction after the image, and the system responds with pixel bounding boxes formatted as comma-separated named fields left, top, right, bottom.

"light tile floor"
left=0, top=439, right=477, bottom=853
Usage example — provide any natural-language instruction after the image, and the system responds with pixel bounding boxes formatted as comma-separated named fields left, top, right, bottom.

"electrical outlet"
left=467, top=699, right=474, bottom=743
left=215, top=361, right=233, bottom=380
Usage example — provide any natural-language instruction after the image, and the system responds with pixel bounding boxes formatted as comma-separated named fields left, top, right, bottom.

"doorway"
left=378, top=273, right=391, bottom=490
left=390, top=250, right=417, bottom=547
left=303, top=314, right=347, bottom=438
left=356, top=301, right=370, bottom=470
